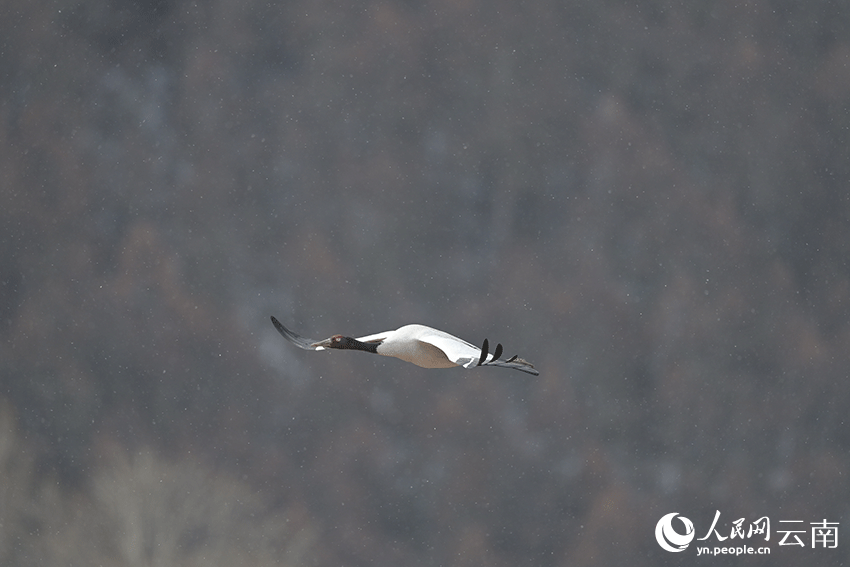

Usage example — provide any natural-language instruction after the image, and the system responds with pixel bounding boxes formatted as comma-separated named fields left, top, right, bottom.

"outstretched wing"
left=414, top=330, right=484, bottom=368
left=474, top=337, right=539, bottom=375
left=270, top=316, right=326, bottom=350
left=418, top=331, right=539, bottom=376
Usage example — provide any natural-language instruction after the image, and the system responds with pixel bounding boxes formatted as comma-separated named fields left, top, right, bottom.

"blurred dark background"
left=1, top=0, right=849, bottom=565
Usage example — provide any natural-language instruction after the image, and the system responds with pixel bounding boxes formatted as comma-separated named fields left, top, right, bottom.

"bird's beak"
left=311, top=337, right=333, bottom=348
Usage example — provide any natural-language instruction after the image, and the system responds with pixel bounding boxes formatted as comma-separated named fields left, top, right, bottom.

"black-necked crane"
left=270, top=316, right=539, bottom=375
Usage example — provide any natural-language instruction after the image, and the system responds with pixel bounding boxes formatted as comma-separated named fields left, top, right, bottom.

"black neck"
left=340, top=337, right=379, bottom=354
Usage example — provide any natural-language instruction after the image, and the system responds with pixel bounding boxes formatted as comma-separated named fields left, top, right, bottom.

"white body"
left=356, top=324, right=485, bottom=369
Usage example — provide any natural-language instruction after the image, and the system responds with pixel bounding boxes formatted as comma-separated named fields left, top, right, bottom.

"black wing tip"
left=478, top=339, right=503, bottom=366
left=477, top=338, right=490, bottom=366
left=492, top=342, right=504, bottom=362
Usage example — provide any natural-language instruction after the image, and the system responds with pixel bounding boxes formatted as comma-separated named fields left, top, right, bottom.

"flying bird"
left=270, top=316, right=538, bottom=375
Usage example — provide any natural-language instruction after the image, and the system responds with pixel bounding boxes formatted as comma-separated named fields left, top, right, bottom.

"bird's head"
left=311, top=334, right=379, bottom=353
left=311, top=335, right=355, bottom=349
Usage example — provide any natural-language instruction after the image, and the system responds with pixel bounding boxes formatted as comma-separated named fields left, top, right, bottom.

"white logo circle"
left=655, top=512, right=695, bottom=552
